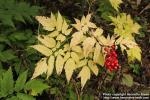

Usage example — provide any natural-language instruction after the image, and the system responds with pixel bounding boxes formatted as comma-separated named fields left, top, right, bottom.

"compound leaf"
left=24, top=79, right=49, bottom=96
left=31, top=45, right=52, bottom=56
left=88, top=60, right=99, bottom=76
left=47, top=55, right=55, bottom=78
left=31, top=58, right=48, bottom=79
left=78, top=66, right=90, bottom=89
left=0, top=68, right=14, bottom=98
left=64, top=58, right=76, bottom=82
left=17, top=93, right=35, bottom=100
left=36, top=16, right=54, bottom=31
left=56, top=55, right=65, bottom=75
left=56, top=12, right=63, bottom=31
left=83, top=37, right=96, bottom=57
left=127, top=46, right=141, bottom=62
left=15, top=70, right=28, bottom=92
left=37, top=35, right=56, bottom=48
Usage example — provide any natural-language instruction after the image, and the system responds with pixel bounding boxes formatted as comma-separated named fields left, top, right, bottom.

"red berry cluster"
left=104, top=45, right=119, bottom=72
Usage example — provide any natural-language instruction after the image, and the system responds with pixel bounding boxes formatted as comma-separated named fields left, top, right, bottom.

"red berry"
left=111, top=63, right=115, bottom=66
left=111, top=45, right=115, bottom=49
left=104, top=45, right=119, bottom=72
left=104, top=47, right=109, bottom=52
left=114, top=60, right=118, bottom=64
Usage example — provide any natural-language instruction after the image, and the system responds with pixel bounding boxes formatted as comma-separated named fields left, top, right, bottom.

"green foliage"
left=122, top=74, right=133, bottom=87
left=24, top=79, right=49, bottom=96
left=127, top=47, right=141, bottom=62
left=0, top=68, right=14, bottom=98
left=98, top=0, right=117, bottom=20
left=14, top=70, right=28, bottom=92
left=0, top=49, right=16, bottom=62
left=0, top=29, right=38, bottom=75
left=110, top=13, right=141, bottom=40
left=6, top=93, right=35, bottom=100
left=130, top=64, right=140, bottom=75
left=0, top=0, right=146, bottom=99
left=0, top=0, right=40, bottom=76
left=16, top=93, right=35, bottom=100
left=0, top=0, right=41, bottom=27
left=0, top=68, right=49, bottom=99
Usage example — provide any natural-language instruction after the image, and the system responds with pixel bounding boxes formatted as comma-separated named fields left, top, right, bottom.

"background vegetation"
left=0, top=0, right=149, bottom=100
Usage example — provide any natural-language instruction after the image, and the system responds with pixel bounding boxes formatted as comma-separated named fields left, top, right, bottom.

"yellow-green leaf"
left=71, top=52, right=79, bottom=63
left=76, top=59, right=88, bottom=68
left=55, top=41, right=61, bottom=49
left=81, top=15, right=86, bottom=25
left=132, top=23, right=141, bottom=34
left=93, top=28, right=103, bottom=38
left=109, top=0, right=123, bottom=11
left=31, top=58, right=48, bottom=79
left=64, top=52, right=71, bottom=62
left=62, top=20, right=69, bottom=34
left=56, top=54, right=65, bottom=75
left=88, top=60, right=99, bottom=76
left=71, top=46, right=82, bottom=53
left=110, top=13, right=141, bottom=40
left=82, top=37, right=96, bottom=57
left=63, top=44, right=70, bottom=52
left=48, top=31, right=59, bottom=37
left=56, top=34, right=66, bottom=42
left=54, top=51, right=59, bottom=57
left=116, top=37, right=138, bottom=52
left=65, top=28, right=72, bottom=35
left=87, top=22, right=97, bottom=28
left=64, top=58, right=76, bottom=82
left=56, top=12, right=63, bottom=31
left=35, top=16, right=54, bottom=31
left=47, top=55, right=55, bottom=78
left=85, top=14, right=91, bottom=23
left=58, top=49, right=65, bottom=56
left=127, top=46, right=141, bottom=62
left=106, top=35, right=116, bottom=46
left=82, top=25, right=89, bottom=33
left=72, top=18, right=82, bottom=31
left=77, top=66, right=90, bottom=89
left=85, top=14, right=97, bottom=28
left=97, top=36, right=108, bottom=46
left=70, top=32, right=84, bottom=47
left=50, top=12, right=57, bottom=27
left=93, top=43, right=104, bottom=66
left=31, top=45, right=52, bottom=56
left=37, top=35, right=56, bottom=48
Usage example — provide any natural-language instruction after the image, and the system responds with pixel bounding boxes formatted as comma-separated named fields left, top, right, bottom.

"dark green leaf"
left=24, top=79, right=49, bottom=96
left=0, top=44, right=5, bottom=51
left=9, top=32, right=28, bottom=41
left=13, top=61, right=21, bottom=75
left=0, top=50, right=16, bottom=62
left=0, top=68, right=14, bottom=98
left=0, top=0, right=40, bottom=27
left=122, top=74, right=133, bottom=87
left=130, top=64, right=140, bottom=75
left=0, top=34, right=9, bottom=43
left=17, top=93, right=35, bottom=100
left=6, top=96, right=20, bottom=100
left=14, top=70, right=28, bottom=92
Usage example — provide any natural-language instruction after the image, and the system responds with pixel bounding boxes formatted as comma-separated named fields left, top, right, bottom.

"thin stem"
left=87, top=0, right=91, bottom=14
left=72, top=79, right=80, bottom=100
